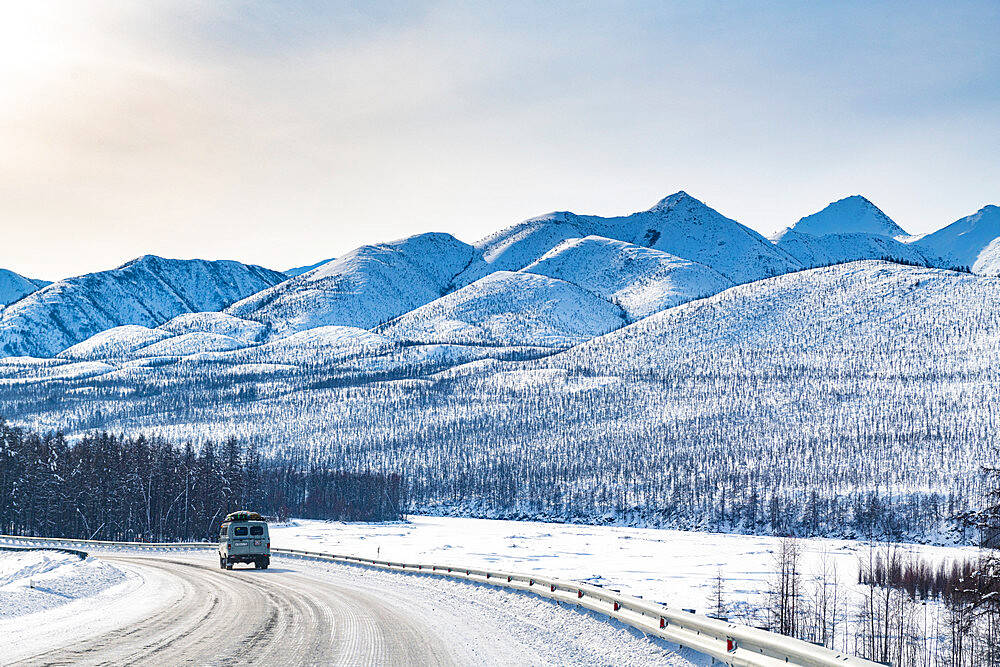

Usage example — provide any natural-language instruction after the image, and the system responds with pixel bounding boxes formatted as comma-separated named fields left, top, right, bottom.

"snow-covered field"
left=272, top=516, right=979, bottom=623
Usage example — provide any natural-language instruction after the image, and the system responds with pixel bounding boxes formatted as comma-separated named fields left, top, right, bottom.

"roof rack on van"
left=224, top=511, right=264, bottom=522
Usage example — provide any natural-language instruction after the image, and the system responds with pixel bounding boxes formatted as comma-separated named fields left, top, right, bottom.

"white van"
left=218, top=511, right=270, bottom=570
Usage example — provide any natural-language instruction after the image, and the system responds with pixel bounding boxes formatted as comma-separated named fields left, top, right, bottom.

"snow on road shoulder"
left=280, top=554, right=709, bottom=666
left=0, top=551, right=183, bottom=664
left=0, top=549, right=126, bottom=618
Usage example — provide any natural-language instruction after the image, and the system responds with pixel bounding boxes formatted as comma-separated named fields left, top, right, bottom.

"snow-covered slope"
left=772, top=229, right=939, bottom=269
left=457, top=192, right=801, bottom=287
left=521, top=236, right=732, bottom=320
left=227, top=233, right=477, bottom=337
left=0, top=255, right=285, bottom=358
left=57, top=326, right=174, bottom=361
left=915, top=205, right=1000, bottom=274
left=784, top=195, right=907, bottom=238
left=379, top=271, right=626, bottom=347
left=284, top=258, right=335, bottom=277
left=0, top=269, right=48, bottom=307
left=159, top=312, right=267, bottom=344
left=559, top=260, right=998, bottom=364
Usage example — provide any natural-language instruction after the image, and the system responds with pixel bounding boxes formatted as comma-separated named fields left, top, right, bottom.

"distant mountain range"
left=0, top=255, right=284, bottom=358
left=1, top=192, right=996, bottom=361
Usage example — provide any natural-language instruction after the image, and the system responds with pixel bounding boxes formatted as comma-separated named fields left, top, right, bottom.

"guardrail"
left=0, top=534, right=876, bottom=667
left=0, top=544, right=88, bottom=559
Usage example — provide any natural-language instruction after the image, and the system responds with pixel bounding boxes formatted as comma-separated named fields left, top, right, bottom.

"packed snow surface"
left=281, top=555, right=706, bottom=665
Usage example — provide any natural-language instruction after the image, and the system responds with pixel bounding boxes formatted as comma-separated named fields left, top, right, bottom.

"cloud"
left=1, top=1, right=998, bottom=279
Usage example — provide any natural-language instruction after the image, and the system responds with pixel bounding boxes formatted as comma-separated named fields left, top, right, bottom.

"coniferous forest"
left=0, top=420, right=405, bottom=541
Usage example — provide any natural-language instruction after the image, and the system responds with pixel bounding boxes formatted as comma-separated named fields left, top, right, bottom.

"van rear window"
left=250, top=526, right=264, bottom=536
left=234, top=526, right=248, bottom=536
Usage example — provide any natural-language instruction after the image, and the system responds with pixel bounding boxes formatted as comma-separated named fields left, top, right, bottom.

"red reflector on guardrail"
left=578, top=590, right=583, bottom=598
left=727, top=638, right=736, bottom=653
left=613, top=601, right=620, bottom=611
left=660, top=617, right=666, bottom=629
left=550, top=584, right=556, bottom=592
left=529, top=579, right=534, bottom=586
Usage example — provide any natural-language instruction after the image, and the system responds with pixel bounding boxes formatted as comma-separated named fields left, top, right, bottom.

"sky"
left=1, top=1, right=998, bottom=280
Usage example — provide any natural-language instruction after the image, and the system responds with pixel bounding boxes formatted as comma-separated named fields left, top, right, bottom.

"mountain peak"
left=648, top=191, right=700, bottom=213
left=791, top=195, right=907, bottom=238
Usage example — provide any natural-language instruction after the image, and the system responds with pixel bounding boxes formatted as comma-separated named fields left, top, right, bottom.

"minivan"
left=219, top=512, right=270, bottom=570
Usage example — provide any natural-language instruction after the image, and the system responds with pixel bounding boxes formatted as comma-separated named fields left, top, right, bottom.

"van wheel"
left=262, top=557, right=270, bottom=570
left=225, top=561, right=233, bottom=570
left=219, top=556, right=226, bottom=570
left=254, top=558, right=263, bottom=569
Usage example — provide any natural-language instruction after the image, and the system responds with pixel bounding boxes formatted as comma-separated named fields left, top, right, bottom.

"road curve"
left=13, top=554, right=470, bottom=666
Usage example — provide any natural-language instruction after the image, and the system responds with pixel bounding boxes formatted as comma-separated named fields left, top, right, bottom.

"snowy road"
left=5, top=552, right=704, bottom=666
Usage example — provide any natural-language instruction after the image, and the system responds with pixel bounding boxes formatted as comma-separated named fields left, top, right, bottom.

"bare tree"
left=707, top=568, right=727, bottom=619
left=768, top=537, right=803, bottom=636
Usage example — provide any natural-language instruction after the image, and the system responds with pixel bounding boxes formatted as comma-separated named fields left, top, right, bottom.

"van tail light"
left=267, top=542, right=270, bottom=548
left=227, top=542, right=231, bottom=549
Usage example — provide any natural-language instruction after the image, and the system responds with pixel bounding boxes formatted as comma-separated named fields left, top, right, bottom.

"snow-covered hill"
left=379, top=271, right=626, bottom=347
left=0, top=256, right=285, bottom=358
left=771, top=229, right=939, bottom=269
left=0, top=269, right=48, bottom=307
left=783, top=195, right=907, bottom=238
left=915, top=205, right=1000, bottom=274
left=228, top=233, right=476, bottom=338
left=284, top=257, right=335, bottom=277
left=521, top=236, right=732, bottom=320
left=457, top=192, right=801, bottom=287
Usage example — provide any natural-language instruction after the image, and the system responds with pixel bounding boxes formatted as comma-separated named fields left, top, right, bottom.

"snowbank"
left=0, top=549, right=126, bottom=618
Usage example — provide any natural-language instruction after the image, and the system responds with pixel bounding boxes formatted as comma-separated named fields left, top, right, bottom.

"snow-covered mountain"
left=915, top=205, right=1000, bottom=274
left=768, top=196, right=949, bottom=269
left=521, top=236, right=732, bottom=321
left=379, top=270, right=626, bottom=347
left=771, top=229, right=939, bottom=269
left=0, top=269, right=48, bottom=306
left=284, top=258, right=335, bottom=277
left=227, top=232, right=476, bottom=338
left=1, top=260, right=995, bottom=542
left=783, top=195, right=907, bottom=238
left=457, top=192, right=801, bottom=287
left=0, top=255, right=285, bottom=358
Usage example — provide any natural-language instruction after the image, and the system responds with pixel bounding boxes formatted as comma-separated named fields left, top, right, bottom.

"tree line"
left=0, top=420, right=405, bottom=541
